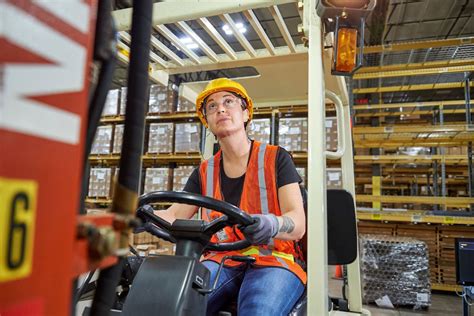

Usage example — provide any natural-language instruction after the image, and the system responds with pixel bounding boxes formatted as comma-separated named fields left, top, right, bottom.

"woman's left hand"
left=239, top=214, right=279, bottom=245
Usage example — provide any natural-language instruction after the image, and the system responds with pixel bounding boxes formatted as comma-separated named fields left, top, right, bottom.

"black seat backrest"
left=298, top=187, right=357, bottom=266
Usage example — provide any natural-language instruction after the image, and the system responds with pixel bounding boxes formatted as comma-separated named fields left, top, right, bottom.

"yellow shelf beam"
left=146, top=112, right=198, bottom=121
left=353, top=124, right=473, bottom=134
left=356, top=195, right=474, bottom=206
left=100, top=112, right=199, bottom=124
left=354, top=155, right=468, bottom=165
left=85, top=198, right=112, bottom=204
left=142, top=153, right=202, bottom=164
left=99, top=106, right=311, bottom=124
left=357, top=211, right=474, bottom=225
left=354, top=100, right=471, bottom=111
left=89, top=154, right=121, bottom=164
left=363, top=37, right=474, bottom=54
left=353, top=81, right=474, bottom=94
left=354, top=64, right=474, bottom=80
left=355, top=140, right=473, bottom=148
left=356, top=58, right=474, bottom=74
left=355, top=177, right=467, bottom=185
left=89, top=153, right=203, bottom=164
left=431, top=283, right=463, bottom=293
left=355, top=109, right=474, bottom=118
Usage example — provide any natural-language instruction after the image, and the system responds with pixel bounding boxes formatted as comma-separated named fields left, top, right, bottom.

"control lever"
left=198, top=255, right=256, bottom=294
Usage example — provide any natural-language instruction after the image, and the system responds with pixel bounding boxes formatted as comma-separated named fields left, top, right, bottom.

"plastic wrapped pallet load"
left=278, top=117, right=308, bottom=152
left=148, top=123, right=174, bottom=153
left=248, top=118, right=271, bottom=144
left=144, top=168, right=170, bottom=193
left=173, top=165, right=195, bottom=191
left=88, top=168, right=112, bottom=198
left=360, top=234, right=431, bottom=309
left=102, top=89, right=119, bottom=116
left=91, top=125, right=113, bottom=154
left=113, top=124, right=124, bottom=154
left=174, top=122, right=201, bottom=153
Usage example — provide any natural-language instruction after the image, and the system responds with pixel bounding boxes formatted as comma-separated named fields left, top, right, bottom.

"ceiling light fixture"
left=179, top=37, right=199, bottom=50
left=222, top=23, right=246, bottom=35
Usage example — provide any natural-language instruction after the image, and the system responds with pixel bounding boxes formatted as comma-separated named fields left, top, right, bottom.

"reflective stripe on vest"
left=257, top=143, right=276, bottom=247
left=241, top=246, right=295, bottom=264
left=257, top=143, right=269, bottom=215
left=205, top=155, right=214, bottom=219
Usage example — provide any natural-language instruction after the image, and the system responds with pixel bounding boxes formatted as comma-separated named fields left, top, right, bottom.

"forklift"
left=0, top=1, right=374, bottom=315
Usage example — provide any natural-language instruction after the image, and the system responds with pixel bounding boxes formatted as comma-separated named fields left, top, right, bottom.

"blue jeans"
left=203, top=260, right=305, bottom=316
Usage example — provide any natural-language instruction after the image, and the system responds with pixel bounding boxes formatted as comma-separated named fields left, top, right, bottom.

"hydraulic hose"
left=79, top=0, right=117, bottom=215
left=89, top=0, right=153, bottom=315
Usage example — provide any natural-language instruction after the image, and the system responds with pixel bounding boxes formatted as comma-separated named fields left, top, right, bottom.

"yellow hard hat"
left=196, top=78, right=253, bottom=127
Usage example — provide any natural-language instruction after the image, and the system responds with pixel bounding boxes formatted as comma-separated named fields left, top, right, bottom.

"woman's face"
left=204, top=91, right=249, bottom=138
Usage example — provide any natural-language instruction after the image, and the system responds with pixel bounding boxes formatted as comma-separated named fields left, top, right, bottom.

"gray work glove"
left=240, top=214, right=279, bottom=245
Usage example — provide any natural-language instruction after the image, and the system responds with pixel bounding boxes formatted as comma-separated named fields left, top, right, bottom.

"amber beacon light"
left=316, top=0, right=377, bottom=76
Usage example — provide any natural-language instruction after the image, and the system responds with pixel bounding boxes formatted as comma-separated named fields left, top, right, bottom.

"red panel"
left=0, top=1, right=97, bottom=315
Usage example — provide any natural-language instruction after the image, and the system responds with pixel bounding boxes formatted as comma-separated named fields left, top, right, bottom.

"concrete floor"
left=328, top=267, right=471, bottom=316
left=77, top=268, right=471, bottom=315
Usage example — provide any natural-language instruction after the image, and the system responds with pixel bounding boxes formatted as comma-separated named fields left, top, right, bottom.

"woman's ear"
left=243, top=109, right=249, bottom=122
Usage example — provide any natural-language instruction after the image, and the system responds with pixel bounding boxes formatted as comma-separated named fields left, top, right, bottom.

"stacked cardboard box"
left=102, top=89, right=119, bottom=116
left=176, top=96, right=196, bottom=113
left=174, top=122, right=201, bottom=153
left=173, top=165, right=196, bottom=191
left=148, top=84, right=174, bottom=114
left=355, top=148, right=371, bottom=156
left=325, top=117, right=338, bottom=151
left=143, top=168, right=170, bottom=193
left=150, top=240, right=175, bottom=256
left=113, top=124, right=124, bottom=154
left=88, top=168, right=112, bottom=197
left=248, top=118, right=271, bottom=144
left=358, top=221, right=396, bottom=236
left=119, top=87, right=127, bottom=115
left=438, top=226, right=474, bottom=285
left=327, top=168, right=343, bottom=189
left=148, top=123, right=174, bottom=153
left=91, top=125, right=113, bottom=154
left=278, top=118, right=308, bottom=152
left=447, top=146, right=468, bottom=155
left=360, top=235, right=431, bottom=308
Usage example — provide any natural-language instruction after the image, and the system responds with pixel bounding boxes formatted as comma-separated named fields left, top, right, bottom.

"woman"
left=157, top=78, right=306, bottom=315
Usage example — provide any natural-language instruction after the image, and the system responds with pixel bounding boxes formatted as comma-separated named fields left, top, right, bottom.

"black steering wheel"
left=136, top=191, right=254, bottom=252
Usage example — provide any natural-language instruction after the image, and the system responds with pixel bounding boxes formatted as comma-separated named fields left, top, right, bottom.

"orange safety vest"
left=199, top=141, right=307, bottom=284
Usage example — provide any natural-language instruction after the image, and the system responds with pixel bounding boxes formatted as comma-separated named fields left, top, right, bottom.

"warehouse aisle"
left=328, top=266, right=465, bottom=315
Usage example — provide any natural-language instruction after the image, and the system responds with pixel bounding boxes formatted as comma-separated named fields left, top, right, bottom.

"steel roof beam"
left=243, top=9, right=276, bottom=55
left=269, top=5, right=296, bottom=53
left=176, top=21, right=219, bottom=63
left=113, top=0, right=296, bottom=31
left=155, top=24, right=201, bottom=64
left=118, top=32, right=170, bottom=68
left=220, top=13, right=257, bottom=58
left=150, top=37, right=185, bottom=67
left=197, top=17, right=238, bottom=60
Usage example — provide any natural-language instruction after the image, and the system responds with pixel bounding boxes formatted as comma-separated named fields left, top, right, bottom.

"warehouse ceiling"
left=111, top=0, right=474, bottom=107
left=359, top=0, right=474, bottom=105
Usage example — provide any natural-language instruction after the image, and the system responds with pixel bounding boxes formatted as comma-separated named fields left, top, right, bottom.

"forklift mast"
left=0, top=1, right=99, bottom=315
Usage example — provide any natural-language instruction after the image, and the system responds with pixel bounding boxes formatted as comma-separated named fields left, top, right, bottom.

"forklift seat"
left=289, top=188, right=358, bottom=315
